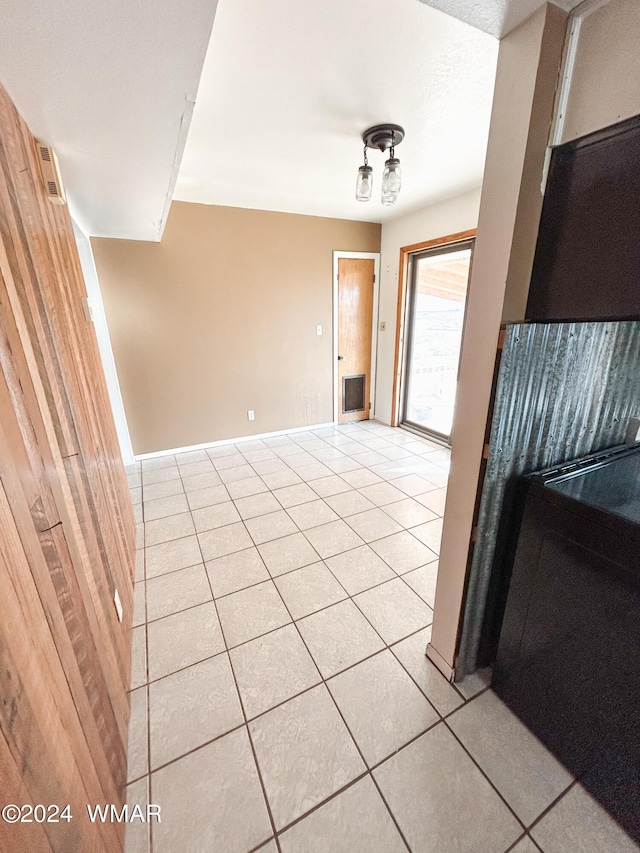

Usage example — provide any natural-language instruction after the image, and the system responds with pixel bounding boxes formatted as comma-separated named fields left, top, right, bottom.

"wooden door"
left=337, top=257, right=375, bottom=423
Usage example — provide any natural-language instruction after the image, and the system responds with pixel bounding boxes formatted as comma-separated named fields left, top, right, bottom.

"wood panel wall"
left=0, top=84, right=135, bottom=852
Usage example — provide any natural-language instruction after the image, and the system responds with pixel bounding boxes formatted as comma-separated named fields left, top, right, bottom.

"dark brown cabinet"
left=494, top=446, right=640, bottom=842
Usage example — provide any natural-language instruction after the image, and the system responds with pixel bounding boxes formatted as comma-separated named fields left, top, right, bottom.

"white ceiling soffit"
left=417, top=0, right=583, bottom=39
left=174, top=0, right=499, bottom=223
left=0, top=0, right=218, bottom=241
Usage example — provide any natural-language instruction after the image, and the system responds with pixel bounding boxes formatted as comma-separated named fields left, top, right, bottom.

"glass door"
left=401, top=240, right=473, bottom=442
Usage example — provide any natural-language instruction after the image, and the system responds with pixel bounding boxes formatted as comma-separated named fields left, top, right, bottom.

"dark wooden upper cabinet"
left=527, top=114, right=640, bottom=322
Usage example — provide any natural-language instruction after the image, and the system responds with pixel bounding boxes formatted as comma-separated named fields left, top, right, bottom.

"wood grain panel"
left=337, top=257, right=374, bottom=423
left=0, top=735, right=52, bottom=853
left=0, top=82, right=134, bottom=853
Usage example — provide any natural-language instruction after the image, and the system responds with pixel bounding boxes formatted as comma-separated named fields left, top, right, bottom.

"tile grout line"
left=139, top=440, right=443, bottom=674
left=448, top=677, right=493, bottom=705
left=138, top=474, right=154, bottom=853
left=131, top=721, right=247, bottom=781
left=286, top=514, right=437, bottom=614
left=366, top=778, right=413, bottom=853
left=504, top=834, right=544, bottom=853
left=238, top=544, right=336, bottom=851
left=255, top=557, right=417, bottom=851
left=440, top=715, right=573, bottom=844
left=143, top=500, right=437, bottom=552
left=503, top=836, right=530, bottom=853
left=208, top=556, right=431, bottom=610
left=132, top=422, right=450, bottom=852
left=133, top=661, right=447, bottom=789
left=135, top=612, right=436, bottom=698
left=136, top=662, right=450, bottom=785
left=271, top=770, right=371, bottom=838
left=387, top=642, right=458, bottom=715
left=139, top=435, right=443, bottom=660
left=525, top=778, right=578, bottom=837
left=262, top=500, right=458, bottom=846
left=141, top=429, right=441, bottom=491
left=142, top=513, right=438, bottom=616
left=194, top=518, right=284, bottom=853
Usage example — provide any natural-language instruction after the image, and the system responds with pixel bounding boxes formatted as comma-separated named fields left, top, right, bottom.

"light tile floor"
left=124, top=421, right=639, bottom=853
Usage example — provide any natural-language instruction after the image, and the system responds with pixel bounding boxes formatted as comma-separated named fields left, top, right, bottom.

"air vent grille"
left=35, top=141, right=66, bottom=205
left=343, top=375, right=366, bottom=413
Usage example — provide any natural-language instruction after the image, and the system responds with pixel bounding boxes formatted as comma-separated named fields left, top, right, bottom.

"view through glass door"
left=401, top=239, right=473, bottom=442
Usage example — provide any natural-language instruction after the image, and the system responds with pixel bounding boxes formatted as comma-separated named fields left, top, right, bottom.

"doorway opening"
left=333, top=252, right=380, bottom=425
left=393, top=232, right=475, bottom=443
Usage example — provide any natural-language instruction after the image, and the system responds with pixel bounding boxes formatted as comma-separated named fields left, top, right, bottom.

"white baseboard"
left=372, top=413, right=392, bottom=426
left=134, top=421, right=336, bottom=461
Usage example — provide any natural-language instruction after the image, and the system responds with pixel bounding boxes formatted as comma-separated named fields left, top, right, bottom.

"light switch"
left=316, top=325, right=323, bottom=336
left=379, top=320, right=386, bottom=331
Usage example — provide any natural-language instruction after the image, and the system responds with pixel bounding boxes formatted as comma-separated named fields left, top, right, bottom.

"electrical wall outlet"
left=247, top=410, right=255, bottom=421
left=113, top=589, right=123, bottom=623
left=81, top=297, right=94, bottom=323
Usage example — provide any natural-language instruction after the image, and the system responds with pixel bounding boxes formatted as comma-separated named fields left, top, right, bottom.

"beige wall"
left=501, top=3, right=568, bottom=322
left=375, top=189, right=482, bottom=424
left=92, top=203, right=380, bottom=454
left=562, top=0, right=640, bottom=144
left=427, top=3, right=568, bottom=679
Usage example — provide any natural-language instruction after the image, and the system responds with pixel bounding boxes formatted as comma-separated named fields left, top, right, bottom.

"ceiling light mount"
left=355, top=123, right=405, bottom=206
left=362, top=124, right=405, bottom=153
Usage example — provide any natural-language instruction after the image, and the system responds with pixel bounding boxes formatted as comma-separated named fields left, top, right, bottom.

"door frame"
left=332, top=251, right=381, bottom=425
left=390, top=230, right=476, bottom=429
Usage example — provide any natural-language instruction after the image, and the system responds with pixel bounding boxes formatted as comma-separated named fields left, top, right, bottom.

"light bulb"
left=355, top=165, right=373, bottom=202
left=381, top=157, right=401, bottom=204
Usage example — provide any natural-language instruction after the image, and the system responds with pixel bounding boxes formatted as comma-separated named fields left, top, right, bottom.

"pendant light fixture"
left=355, top=123, right=405, bottom=206
left=355, top=144, right=373, bottom=202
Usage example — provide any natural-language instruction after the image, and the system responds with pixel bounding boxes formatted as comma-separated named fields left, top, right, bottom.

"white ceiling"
left=174, top=0, right=500, bottom=223
left=0, top=0, right=586, bottom=238
left=0, top=0, right=218, bottom=241
left=418, top=0, right=581, bottom=38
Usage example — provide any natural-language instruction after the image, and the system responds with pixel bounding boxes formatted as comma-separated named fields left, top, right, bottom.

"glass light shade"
left=381, top=157, right=401, bottom=204
left=355, top=165, right=373, bottom=201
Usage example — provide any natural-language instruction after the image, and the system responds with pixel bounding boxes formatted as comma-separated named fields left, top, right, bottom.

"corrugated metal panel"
left=458, top=320, right=640, bottom=676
